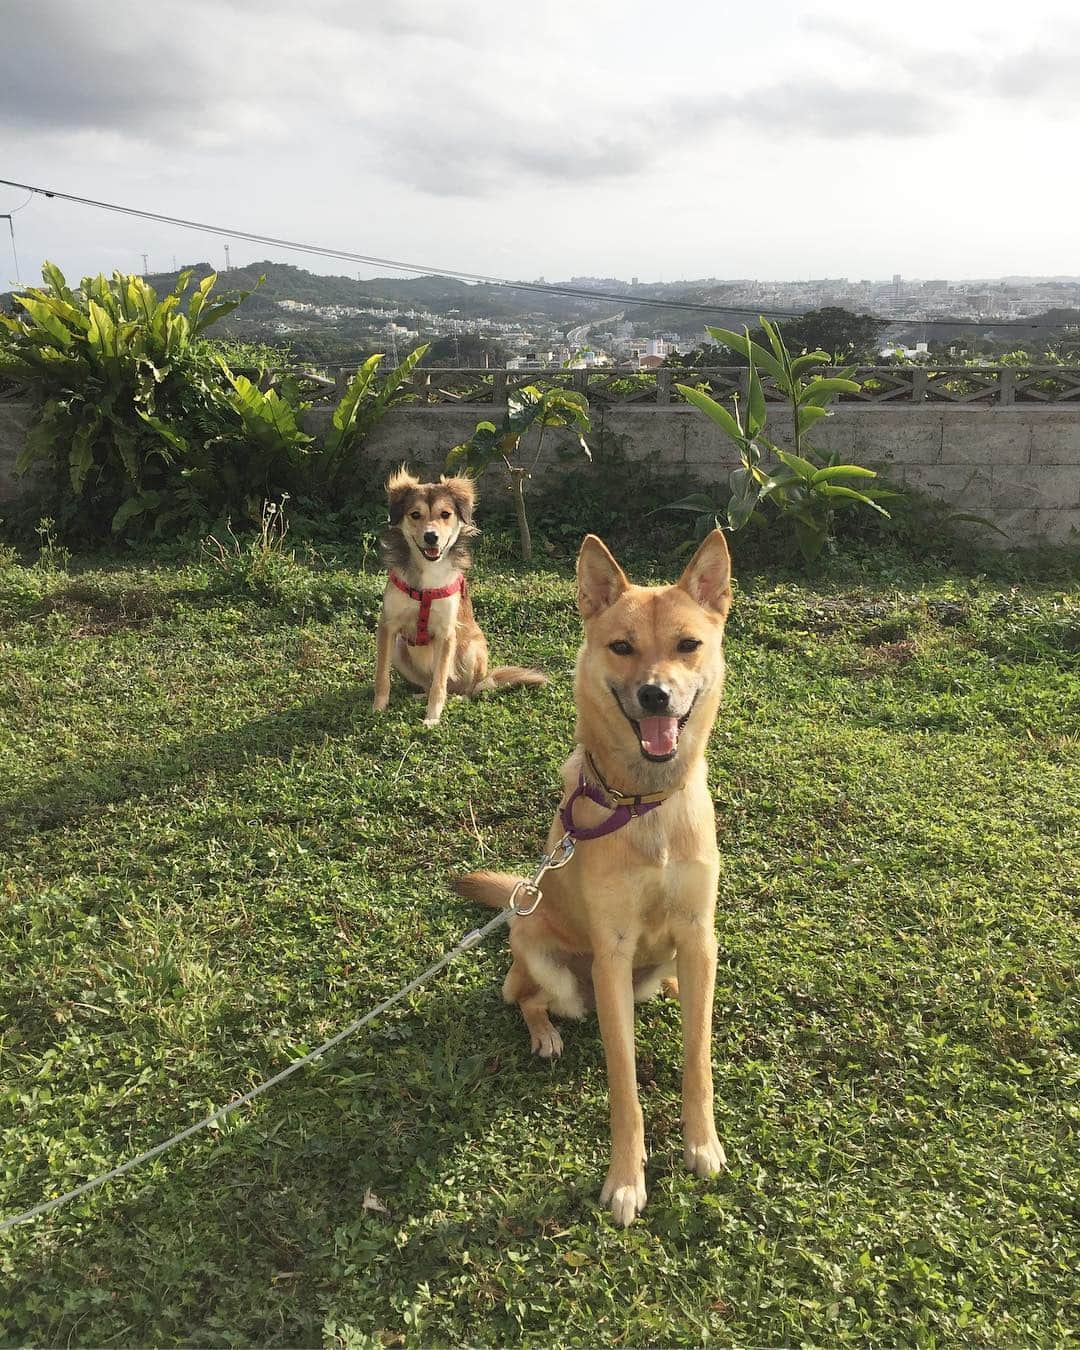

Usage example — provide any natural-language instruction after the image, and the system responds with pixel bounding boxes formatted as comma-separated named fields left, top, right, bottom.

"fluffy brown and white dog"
left=454, top=529, right=733, bottom=1224
left=373, top=468, right=547, bottom=725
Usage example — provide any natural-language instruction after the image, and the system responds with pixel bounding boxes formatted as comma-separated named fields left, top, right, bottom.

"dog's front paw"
left=372, top=693, right=389, bottom=712
left=530, top=1024, right=563, bottom=1058
left=600, top=1167, right=647, bottom=1226
left=421, top=711, right=442, bottom=727
left=683, top=1129, right=727, bottom=1178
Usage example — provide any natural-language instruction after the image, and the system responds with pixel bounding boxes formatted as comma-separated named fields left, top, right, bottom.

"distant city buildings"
left=269, top=273, right=1080, bottom=367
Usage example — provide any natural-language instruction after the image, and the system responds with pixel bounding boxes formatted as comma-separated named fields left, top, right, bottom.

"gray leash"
left=0, top=835, right=575, bottom=1235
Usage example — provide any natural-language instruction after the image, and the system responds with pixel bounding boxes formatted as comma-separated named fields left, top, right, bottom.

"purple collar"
left=558, top=754, right=675, bottom=841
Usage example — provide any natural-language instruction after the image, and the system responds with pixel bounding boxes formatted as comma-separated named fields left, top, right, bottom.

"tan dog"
left=454, top=529, right=732, bottom=1224
left=373, top=468, right=547, bottom=725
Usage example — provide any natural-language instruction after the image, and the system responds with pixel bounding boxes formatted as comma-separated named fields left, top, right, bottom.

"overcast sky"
left=2, top=0, right=1078, bottom=290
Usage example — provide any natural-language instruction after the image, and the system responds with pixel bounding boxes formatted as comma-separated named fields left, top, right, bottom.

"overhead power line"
left=0, top=175, right=1074, bottom=331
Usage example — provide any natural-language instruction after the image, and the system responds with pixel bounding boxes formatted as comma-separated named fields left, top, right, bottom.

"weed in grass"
left=32, top=517, right=71, bottom=574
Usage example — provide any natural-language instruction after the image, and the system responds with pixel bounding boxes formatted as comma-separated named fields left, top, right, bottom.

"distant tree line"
left=665, top=308, right=888, bottom=367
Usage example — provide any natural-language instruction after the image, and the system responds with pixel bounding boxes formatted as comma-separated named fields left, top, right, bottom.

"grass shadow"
left=1, top=680, right=387, bottom=841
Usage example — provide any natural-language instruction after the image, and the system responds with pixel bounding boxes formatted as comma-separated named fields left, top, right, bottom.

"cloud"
left=677, top=84, right=941, bottom=138
left=0, top=0, right=461, bottom=146
left=191, top=0, right=472, bottom=42
left=803, top=14, right=1080, bottom=108
left=0, top=2, right=212, bottom=137
left=376, top=119, right=659, bottom=199
left=0, top=0, right=966, bottom=206
left=371, top=78, right=944, bottom=201
left=989, top=46, right=1080, bottom=102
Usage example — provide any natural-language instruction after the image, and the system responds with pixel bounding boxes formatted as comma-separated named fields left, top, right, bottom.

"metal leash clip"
left=543, top=832, right=576, bottom=871
left=507, top=879, right=543, bottom=916
left=506, top=832, right=576, bottom=916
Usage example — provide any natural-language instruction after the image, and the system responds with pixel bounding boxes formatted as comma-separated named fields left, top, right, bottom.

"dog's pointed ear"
left=677, top=529, right=732, bottom=617
left=440, top=474, right=476, bottom=525
left=577, top=535, right=629, bottom=619
left=386, top=465, right=419, bottom=524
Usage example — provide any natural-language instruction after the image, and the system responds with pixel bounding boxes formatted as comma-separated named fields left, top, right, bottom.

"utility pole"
left=1, top=214, right=20, bottom=285
left=142, top=253, right=149, bottom=276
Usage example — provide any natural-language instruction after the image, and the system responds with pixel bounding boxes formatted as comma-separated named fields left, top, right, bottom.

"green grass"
left=1, top=533, right=1078, bottom=1347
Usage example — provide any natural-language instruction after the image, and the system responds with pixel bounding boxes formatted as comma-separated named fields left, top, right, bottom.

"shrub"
left=2, top=264, right=426, bottom=543
left=445, top=384, right=591, bottom=561
left=669, top=319, right=901, bottom=563
left=3, top=264, right=293, bottom=538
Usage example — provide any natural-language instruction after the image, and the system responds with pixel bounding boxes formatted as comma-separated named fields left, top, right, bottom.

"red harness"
left=389, top=571, right=466, bottom=646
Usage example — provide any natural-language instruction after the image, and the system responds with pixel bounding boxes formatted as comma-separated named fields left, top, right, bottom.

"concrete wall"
left=3, top=400, right=1079, bottom=546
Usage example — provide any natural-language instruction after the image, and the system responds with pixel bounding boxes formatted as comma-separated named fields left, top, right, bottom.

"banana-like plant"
left=219, top=364, right=313, bottom=458
left=445, top=384, right=591, bottom=561
left=2, top=263, right=272, bottom=537
left=669, top=318, right=900, bottom=562
left=317, top=344, right=429, bottom=490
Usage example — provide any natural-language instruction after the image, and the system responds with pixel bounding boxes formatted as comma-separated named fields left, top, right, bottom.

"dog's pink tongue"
left=639, top=716, right=679, bottom=757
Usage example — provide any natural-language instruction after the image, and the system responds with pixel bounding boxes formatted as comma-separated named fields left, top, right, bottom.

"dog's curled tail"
left=474, top=666, right=548, bottom=693
left=451, top=870, right=522, bottom=910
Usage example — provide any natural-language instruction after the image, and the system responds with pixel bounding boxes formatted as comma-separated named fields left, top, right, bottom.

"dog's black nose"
left=423, top=530, right=439, bottom=545
left=638, top=683, right=671, bottom=715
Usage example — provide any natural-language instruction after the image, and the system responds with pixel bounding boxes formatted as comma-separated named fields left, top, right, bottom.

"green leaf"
left=648, top=492, right=720, bottom=517
left=947, top=511, right=1008, bottom=536
left=322, top=344, right=428, bottom=477
left=190, top=300, right=241, bottom=334
left=758, top=467, right=800, bottom=499
left=789, top=351, right=830, bottom=378
left=705, top=326, right=786, bottom=384
left=727, top=466, right=760, bottom=531
left=799, top=378, right=862, bottom=408
left=86, top=299, right=117, bottom=357
left=15, top=296, right=74, bottom=349
left=810, top=464, right=877, bottom=485
left=111, top=426, right=142, bottom=482
left=774, top=448, right=819, bottom=482
left=794, top=519, right=826, bottom=562
left=41, top=260, right=76, bottom=303
left=758, top=317, right=791, bottom=376
left=818, top=484, right=891, bottom=515
left=746, top=348, right=767, bottom=439
left=675, top=384, right=745, bottom=443
left=187, top=274, right=216, bottom=329
left=68, top=412, right=101, bottom=493
left=222, top=369, right=311, bottom=456
left=370, top=343, right=429, bottom=420
left=445, top=418, right=505, bottom=476
left=796, top=404, right=832, bottom=436
left=325, top=354, right=383, bottom=454
left=137, top=409, right=189, bottom=455
left=111, top=490, right=163, bottom=534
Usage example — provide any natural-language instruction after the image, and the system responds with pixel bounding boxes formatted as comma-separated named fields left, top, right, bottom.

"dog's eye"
left=677, top=637, right=703, bottom=653
left=409, top=510, right=422, bottom=520
left=440, top=510, right=452, bottom=520
left=608, top=640, right=635, bottom=656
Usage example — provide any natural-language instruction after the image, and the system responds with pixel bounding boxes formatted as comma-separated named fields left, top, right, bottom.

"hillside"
left=124, top=261, right=619, bottom=324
